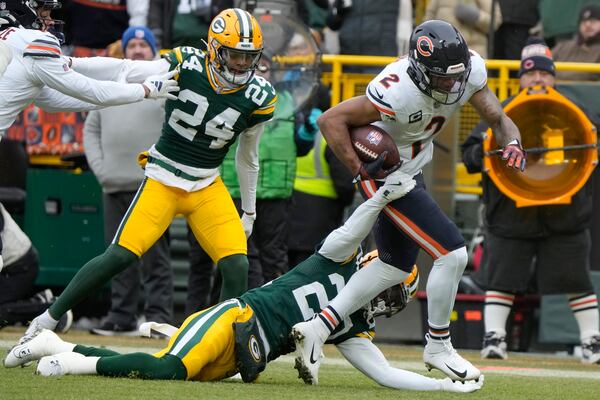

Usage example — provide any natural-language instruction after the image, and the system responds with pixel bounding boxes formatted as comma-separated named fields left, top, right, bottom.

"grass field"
left=1, top=328, right=599, bottom=400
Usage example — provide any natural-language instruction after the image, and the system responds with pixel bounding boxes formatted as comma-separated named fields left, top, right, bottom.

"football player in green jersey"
left=7, top=171, right=483, bottom=393
left=14, top=8, right=277, bottom=345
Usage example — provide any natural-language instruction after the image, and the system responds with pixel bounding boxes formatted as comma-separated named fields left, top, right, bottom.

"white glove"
left=0, top=41, right=13, bottom=79
left=374, top=170, right=416, bottom=203
left=440, top=375, right=484, bottom=393
left=241, top=212, right=256, bottom=239
left=143, top=69, right=180, bottom=100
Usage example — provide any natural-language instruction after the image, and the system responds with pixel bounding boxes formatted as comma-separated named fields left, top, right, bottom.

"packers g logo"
left=248, top=335, right=261, bottom=362
left=211, top=16, right=226, bottom=34
left=416, top=36, right=434, bottom=57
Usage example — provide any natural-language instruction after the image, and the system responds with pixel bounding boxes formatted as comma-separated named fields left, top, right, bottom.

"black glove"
left=501, top=139, right=527, bottom=172
left=354, top=151, right=403, bottom=182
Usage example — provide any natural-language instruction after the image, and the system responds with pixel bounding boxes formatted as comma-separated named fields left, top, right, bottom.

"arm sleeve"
left=336, top=337, right=443, bottom=391
left=318, top=190, right=387, bottom=262
left=82, top=111, right=106, bottom=184
left=236, top=122, right=265, bottom=214
left=127, top=0, right=149, bottom=26
left=70, top=57, right=170, bottom=84
left=33, top=87, right=102, bottom=112
left=31, top=57, right=145, bottom=106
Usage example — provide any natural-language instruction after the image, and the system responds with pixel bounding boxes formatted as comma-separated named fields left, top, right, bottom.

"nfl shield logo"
left=367, top=130, right=383, bottom=145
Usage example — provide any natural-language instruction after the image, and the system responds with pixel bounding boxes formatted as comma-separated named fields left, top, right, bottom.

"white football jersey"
left=0, top=27, right=146, bottom=135
left=365, top=52, right=487, bottom=176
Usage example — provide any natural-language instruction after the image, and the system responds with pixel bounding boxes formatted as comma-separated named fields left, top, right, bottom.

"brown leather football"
left=350, top=125, right=400, bottom=168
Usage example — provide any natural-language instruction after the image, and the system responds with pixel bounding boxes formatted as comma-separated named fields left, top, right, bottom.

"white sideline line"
left=2, top=340, right=600, bottom=380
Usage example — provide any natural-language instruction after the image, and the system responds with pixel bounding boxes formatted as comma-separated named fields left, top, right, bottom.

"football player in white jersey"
left=292, top=20, right=526, bottom=384
left=0, top=0, right=179, bottom=140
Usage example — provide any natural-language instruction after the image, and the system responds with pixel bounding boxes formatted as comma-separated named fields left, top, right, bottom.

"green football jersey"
left=240, top=253, right=375, bottom=362
left=155, top=46, right=277, bottom=169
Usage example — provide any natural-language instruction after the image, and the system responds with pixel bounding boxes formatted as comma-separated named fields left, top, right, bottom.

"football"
left=350, top=125, right=400, bottom=168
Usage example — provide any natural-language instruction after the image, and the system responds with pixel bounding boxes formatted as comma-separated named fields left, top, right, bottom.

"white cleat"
left=291, top=318, right=328, bottom=385
left=440, top=375, right=485, bottom=393
left=36, top=352, right=86, bottom=377
left=18, top=314, right=56, bottom=345
left=423, top=334, right=481, bottom=381
left=4, top=329, right=65, bottom=368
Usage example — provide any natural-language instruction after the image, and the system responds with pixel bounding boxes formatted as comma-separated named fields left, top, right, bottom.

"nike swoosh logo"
left=309, top=344, right=318, bottom=364
left=445, top=363, right=467, bottom=379
left=374, top=87, right=384, bottom=99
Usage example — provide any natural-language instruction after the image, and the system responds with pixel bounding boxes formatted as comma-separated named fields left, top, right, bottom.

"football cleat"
left=440, top=375, right=485, bottom=393
left=423, top=334, right=481, bottom=381
left=18, top=313, right=57, bottom=345
left=36, top=352, right=86, bottom=377
left=290, top=318, right=329, bottom=385
left=581, top=335, right=600, bottom=364
left=4, top=329, right=65, bottom=368
left=481, top=331, right=508, bottom=360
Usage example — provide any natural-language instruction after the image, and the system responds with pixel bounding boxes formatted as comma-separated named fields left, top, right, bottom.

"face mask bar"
left=217, top=46, right=262, bottom=73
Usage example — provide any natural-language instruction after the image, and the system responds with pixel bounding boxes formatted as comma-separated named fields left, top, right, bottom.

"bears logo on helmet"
left=407, top=20, right=471, bottom=105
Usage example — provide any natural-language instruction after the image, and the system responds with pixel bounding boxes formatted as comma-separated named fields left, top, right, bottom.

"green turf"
left=1, top=329, right=599, bottom=400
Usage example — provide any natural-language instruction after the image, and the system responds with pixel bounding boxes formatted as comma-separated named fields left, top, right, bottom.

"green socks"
left=217, top=254, right=249, bottom=301
left=49, top=244, right=138, bottom=319
left=97, top=353, right=187, bottom=380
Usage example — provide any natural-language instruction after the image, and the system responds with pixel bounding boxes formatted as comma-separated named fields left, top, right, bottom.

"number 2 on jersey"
left=292, top=273, right=354, bottom=339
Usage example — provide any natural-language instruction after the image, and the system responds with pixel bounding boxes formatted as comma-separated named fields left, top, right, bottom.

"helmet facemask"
left=358, top=251, right=419, bottom=319
left=30, top=0, right=65, bottom=42
left=210, top=39, right=262, bottom=87
left=410, top=56, right=471, bottom=105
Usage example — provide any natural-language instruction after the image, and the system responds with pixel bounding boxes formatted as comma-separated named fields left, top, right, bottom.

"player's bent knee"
left=153, top=355, right=188, bottom=380
left=104, top=244, right=139, bottom=270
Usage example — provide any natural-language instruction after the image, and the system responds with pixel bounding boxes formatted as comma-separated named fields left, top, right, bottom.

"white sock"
left=483, top=291, right=514, bottom=336
left=328, top=257, right=408, bottom=317
left=64, top=353, right=100, bottom=375
left=426, top=248, right=467, bottom=328
left=568, top=293, right=600, bottom=342
left=50, top=339, right=76, bottom=355
left=42, top=310, right=59, bottom=328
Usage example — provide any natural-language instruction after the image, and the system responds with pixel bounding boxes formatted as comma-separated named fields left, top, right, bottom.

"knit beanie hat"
left=579, top=4, right=600, bottom=23
left=518, top=37, right=555, bottom=77
left=121, top=26, right=157, bottom=56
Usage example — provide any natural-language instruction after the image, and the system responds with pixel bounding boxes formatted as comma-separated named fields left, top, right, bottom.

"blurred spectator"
left=461, top=38, right=600, bottom=363
left=84, top=26, right=173, bottom=336
left=64, top=0, right=148, bottom=56
left=147, top=0, right=232, bottom=49
left=326, top=0, right=412, bottom=71
left=540, top=0, right=599, bottom=45
left=0, top=203, right=73, bottom=332
left=425, top=0, right=501, bottom=58
left=493, top=0, right=539, bottom=61
left=552, top=4, right=600, bottom=81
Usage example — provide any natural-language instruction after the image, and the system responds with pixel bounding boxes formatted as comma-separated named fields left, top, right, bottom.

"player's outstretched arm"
left=319, top=171, right=415, bottom=262
left=336, top=338, right=483, bottom=393
left=236, top=122, right=266, bottom=238
left=317, top=95, right=381, bottom=175
left=69, top=57, right=170, bottom=83
left=469, top=86, right=526, bottom=171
